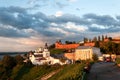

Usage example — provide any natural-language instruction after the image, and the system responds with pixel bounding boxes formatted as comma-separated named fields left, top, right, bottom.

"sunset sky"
left=0, top=0, right=120, bottom=52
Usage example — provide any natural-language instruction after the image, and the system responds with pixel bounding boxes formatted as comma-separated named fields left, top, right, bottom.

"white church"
left=29, top=43, right=63, bottom=65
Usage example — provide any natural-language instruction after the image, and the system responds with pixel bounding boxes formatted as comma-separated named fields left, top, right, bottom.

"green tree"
left=94, top=41, right=100, bottom=47
left=2, top=55, right=16, bottom=69
left=84, top=37, right=88, bottom=43
left=14, top=55, right=24, bottom=65
left=49, top=44, right=55, bottom=49
left=105, top=35, right=108, bottom=39
left=102, top=35, right=104, bottom=42
left=117, top=44, right=120, bottom=55
left=98, top=36, right=101, bottom=42
left=93, top=37, right=97, bottom=42
left=108, top=37, right=112, bottom=41
left=65, top=41, right=73, bottom=44
left=92, top=54, right=98, bottom=62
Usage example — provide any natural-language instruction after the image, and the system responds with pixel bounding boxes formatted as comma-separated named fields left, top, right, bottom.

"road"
left=87, top=62, right=120, bottom=80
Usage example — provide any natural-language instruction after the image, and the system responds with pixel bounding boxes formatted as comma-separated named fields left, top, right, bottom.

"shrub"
left=92, top=54, right=98, bottom=62
left=116, top=58, right=120, bottom=64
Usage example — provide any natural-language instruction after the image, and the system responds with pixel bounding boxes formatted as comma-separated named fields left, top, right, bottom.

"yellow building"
left=64, top=46, right=102, bottom=61
left=75, top=46, right=102, bottom=60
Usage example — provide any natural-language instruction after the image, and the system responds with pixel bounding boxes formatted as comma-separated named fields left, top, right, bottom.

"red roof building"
left=55, top=41, right=80, bottom=49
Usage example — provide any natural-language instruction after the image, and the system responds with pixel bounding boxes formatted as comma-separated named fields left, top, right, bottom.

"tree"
left=84, top=37, right=88, bottom=43
left=94, top=41, right=100, bottom=47
left=117, top=43, right=120, bottom=55
left=105, top=35, right=108, bottom=39
left=108, top=37, right=112, bottom=41
left=92, top=54, right=98, bottom=62
left=2, top=55, right=16, bottom=69
left=102, top=35, right=104, bottom=42
left=93, top=37, right=97, bottom=42
left=49, top=44, right=55, bottom=49
left=89, top=39, right=92, bottom=42
left=14, top=55, right=24, bottom=65
left=65, top=41, right=73, bottom=44
left=98, top=36, right=101, bottom=42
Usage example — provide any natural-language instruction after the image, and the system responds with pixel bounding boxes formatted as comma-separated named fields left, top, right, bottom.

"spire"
left=45, top=43, right=48, bottom=49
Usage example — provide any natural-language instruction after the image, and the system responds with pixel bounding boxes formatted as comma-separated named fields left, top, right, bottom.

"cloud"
left=0, top=6, right=120, bottom=41
left=55, top=2, right=68, bottom=8
left=55, top=11, right=63, bottom=17
left=1, top=6, right=120, bottom=51
left=67, top=0, right=77, bottom=2
left=0, top=37, right=45, bottom=52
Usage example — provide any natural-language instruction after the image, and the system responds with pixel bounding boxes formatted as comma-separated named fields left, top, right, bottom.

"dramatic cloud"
left=0, top=6, right=120, bottom=51
left=0, top=5, right=120, bottom=52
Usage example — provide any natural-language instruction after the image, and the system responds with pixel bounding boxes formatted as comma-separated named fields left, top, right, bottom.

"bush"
left=116, top=58, right=120, bottom=64
left=92, top=54, right=98, bottom=62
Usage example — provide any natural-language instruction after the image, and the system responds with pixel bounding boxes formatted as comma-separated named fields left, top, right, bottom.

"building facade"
left=75, top=46, right=102, bottom=60
left=64, top=46, right=102, bottom=61
left=29, top=44, right=63, bottom=65
left=55, top=41, right=79, bottom=49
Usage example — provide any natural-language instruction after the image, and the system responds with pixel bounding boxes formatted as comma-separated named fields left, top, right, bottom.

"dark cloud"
left=47, top=14, right=90, bottom=25
left=83, top=13, right=118, bottom=26
left=0, top=26, right=28, bottom=38
left=0, top=6, right=120, bottom=39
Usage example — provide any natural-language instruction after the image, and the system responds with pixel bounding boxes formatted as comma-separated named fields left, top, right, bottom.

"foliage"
left=92, top=54, right=98, bottom=62
left=2, top=55, right=16, bottom=69
left=11, top=64, right=60, bottom=80
left=116, top=58, right=120, bottom=64
left=93, top=37, right=97, bottom=42
left=65, top=41, right=76, bottom=44
left=10, top=64, right=24, bottom=79
left=49, top=64, right=85, bottom=80
left=50, top=49, right=66, bottom=54
left=14, top=55, right=24, bottom=65
left=0, top=54, right=62, bottom=80
left=84, top=37, right=88, bottom=43
left=94, top=41, right=100, bottom=48
left=49, top=44, right=55, bottom=49
left=102, top=35, right=104, bottom=41
left=98, top=36, right=101, bottom=41
left=100, top=42, right=120, bottom=55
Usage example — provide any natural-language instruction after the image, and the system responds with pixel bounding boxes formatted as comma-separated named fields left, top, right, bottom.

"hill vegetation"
left=0, top=55, right=61, bottom=80
left=49, top=63, right=85, bottom=80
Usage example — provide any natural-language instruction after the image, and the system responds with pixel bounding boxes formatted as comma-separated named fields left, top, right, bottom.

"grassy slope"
left=10, top=64, right=61, bottom=80
left=48, top=63, right=85, bottom=80
left=50, top=49, right=65, bottom=54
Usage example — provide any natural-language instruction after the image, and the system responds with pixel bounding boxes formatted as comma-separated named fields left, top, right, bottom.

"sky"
left=0, top=0, right=120, bottom=52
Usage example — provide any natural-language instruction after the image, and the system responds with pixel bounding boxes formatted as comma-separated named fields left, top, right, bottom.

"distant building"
left=55, top=41, right=79, bottom=49
left=29, top=44, right=63, bottom=65
left=75, top=46, right=102, bottom=60
left=64, top=46, right=102, bottom=61
left=84, top=42, right=95, bottom=47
